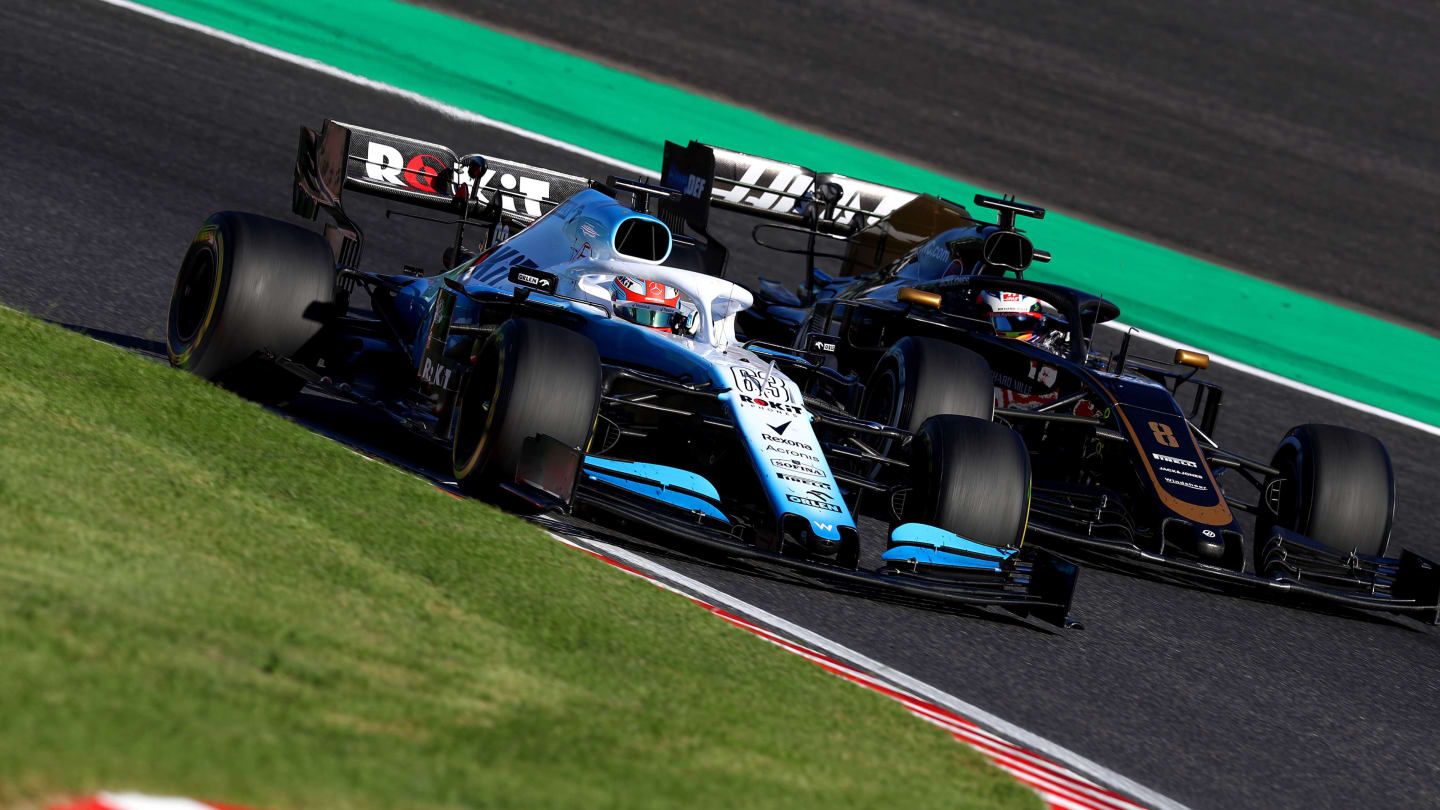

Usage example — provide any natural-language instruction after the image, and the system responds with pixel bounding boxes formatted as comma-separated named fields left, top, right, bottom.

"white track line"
left=97, top=0, right=1438, bottom=438
left=1105, top=321, right=1440, bottom=438
left=92, top=0, right=657, bottom=180
left=558, top=532, right=1190, bottom=810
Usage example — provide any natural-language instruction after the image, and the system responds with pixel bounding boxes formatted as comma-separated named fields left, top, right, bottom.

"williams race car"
left=163, top=121, right=1078, bottom=626
left=661, top=142, right=1440, bottom=624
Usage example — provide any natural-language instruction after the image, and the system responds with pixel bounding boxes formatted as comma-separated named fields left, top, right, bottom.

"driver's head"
left=611, top=275, right=682, bottom=332
left=979, top=290, right=1044, bottom=341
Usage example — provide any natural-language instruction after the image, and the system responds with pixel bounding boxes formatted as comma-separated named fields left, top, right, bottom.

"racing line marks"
left=546, top=529, right=1162, bottom=810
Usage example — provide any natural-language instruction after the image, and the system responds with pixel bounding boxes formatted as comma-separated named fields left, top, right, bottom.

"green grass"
left=0, top=308, right=1038, bottom=810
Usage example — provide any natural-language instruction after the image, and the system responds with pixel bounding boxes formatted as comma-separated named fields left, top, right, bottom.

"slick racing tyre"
left=1259, top=424, right=1395, bottom=559
left=452, top=318, right=602, bottom=497
left=860, top=336, right=993, bottom=431
left=902, top=415, right=1030, bottom=549
left=167, top=211, right=336, bottom=405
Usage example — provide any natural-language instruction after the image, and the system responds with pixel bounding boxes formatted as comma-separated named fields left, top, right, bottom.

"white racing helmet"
left=978, top=290, right=1045, bottom=341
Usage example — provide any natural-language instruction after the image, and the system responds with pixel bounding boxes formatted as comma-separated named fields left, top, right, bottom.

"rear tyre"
left=1259, top=424, right=1394, bottom=560
left=452, top=319, right=601, bottom=497
left=902, top=415, right=1030, bottom=548
left=167, top=211, right=336, bottom=404
left=860, top=336, right=993, bottom=432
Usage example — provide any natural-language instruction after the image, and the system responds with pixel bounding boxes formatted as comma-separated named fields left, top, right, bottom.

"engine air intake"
left=614, top=217, right=671, bottom=262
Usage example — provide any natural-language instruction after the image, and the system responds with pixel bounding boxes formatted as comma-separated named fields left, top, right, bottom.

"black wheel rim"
left=174, top=248, right=218, bottom=344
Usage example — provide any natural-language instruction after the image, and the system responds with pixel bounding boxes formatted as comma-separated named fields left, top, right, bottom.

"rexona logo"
left=786, top=493, right=842, bottom=513
left=739, top=394, right=803, bottom=414
left=1151, top=452, right=1199, bottom=469
left=763, top=433, right=811, bottom=448
left=771, top=458, right=823, bottom=477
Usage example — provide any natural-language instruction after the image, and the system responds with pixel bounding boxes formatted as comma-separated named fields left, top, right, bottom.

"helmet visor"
left=991, top=312, right=1045, bottom=339
left=618, top=302, right=673, bottom=328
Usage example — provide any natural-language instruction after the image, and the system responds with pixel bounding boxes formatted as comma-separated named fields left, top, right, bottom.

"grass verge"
left=0, top=307, right=1038, bottom=810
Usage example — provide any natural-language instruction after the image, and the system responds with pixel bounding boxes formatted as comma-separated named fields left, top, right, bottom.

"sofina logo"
left=771, top=458, right=823, bottom=477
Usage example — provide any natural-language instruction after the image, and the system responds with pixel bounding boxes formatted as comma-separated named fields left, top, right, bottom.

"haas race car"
left=163, top=121, right=1079, bottom=627
left=650, top=141, right=1440, bottom=624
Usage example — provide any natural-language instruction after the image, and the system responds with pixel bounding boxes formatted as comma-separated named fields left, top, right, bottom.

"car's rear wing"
left=291, top=120, right=592, bottom=267
left=659, top=141, right=923, bottom=235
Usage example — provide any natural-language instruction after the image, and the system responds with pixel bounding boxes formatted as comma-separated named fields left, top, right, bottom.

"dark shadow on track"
left=48, top=320, right=168, bottom=357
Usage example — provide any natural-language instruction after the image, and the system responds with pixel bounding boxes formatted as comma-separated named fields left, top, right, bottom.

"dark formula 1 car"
left=162, top=121, right=1078, bottom=626
left=655, top=142, right=1440, bottom=623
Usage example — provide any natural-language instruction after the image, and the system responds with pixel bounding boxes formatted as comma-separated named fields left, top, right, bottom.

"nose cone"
left=1164, top=518, right=1229, bottom=563
left=1193, top=527, right=1226, bottom=562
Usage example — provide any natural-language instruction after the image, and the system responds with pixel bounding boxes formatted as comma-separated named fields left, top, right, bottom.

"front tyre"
left=452, top=319, right=602, bottom=497
left=860, top=336, right=993, bottom=431
left=1259, top=423, right=1395, bottom=559
left=167, top=211, right=336, bottom=404
left=902, top=415, right=1030, bottom=548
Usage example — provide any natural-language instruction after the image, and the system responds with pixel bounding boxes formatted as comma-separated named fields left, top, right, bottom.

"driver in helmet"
left=978, top=290, right=1045, bottom=341
left=979, top=290, right=1069, bottom=353
left=611, top=276, right=697, bottom=335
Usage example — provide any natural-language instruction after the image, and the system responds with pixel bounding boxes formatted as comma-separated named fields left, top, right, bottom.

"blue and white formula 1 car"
left=164, top=121, right=1078, bottom=625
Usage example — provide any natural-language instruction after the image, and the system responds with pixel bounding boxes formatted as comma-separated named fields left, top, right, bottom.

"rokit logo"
left=786, top=493, right=841, bottom=513
left=771, top=458, right=823, bottom=477
left=419, top=357, right=453, bottom=389
left=739, top=394, right=803, bottom=414
left=363, top=142, right=552, bottom=216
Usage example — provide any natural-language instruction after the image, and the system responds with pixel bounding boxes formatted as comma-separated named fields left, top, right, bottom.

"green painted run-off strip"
left=136, top=0, right=1440, bottom=429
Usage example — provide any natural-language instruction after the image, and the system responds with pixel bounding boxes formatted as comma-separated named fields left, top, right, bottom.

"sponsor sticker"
left=763, top=433, right=812, bottom=449
left=776, top=472, right=830, bottom=488
left=786, top=493, right=842, bottom=513
left=739, top=394, right=804, bottom=414
left=766, top=444, right=820, bottom=462
left=1163, top=477, right=1208, bottom=491
left=732, top=367, right=790, bottom=402
left=1152, top=452, right=1198, bottom=468
left=771, top=457, right=823, bottom=477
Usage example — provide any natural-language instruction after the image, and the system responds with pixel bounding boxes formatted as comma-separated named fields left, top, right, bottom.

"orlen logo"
left=786, top=493, right=841, bottom=513
left=364, top=143, right=551, bottom=216
left=771, top=458, right=823, bottom=477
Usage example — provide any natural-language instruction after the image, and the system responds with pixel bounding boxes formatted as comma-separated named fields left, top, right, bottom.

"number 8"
left=1148, top=421, right=1180, bottom=448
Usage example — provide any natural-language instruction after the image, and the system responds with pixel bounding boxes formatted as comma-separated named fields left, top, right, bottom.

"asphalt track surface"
left=434, top=0, right=1440, bottom=336
left=2, top=2, right=1439, bottom=808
